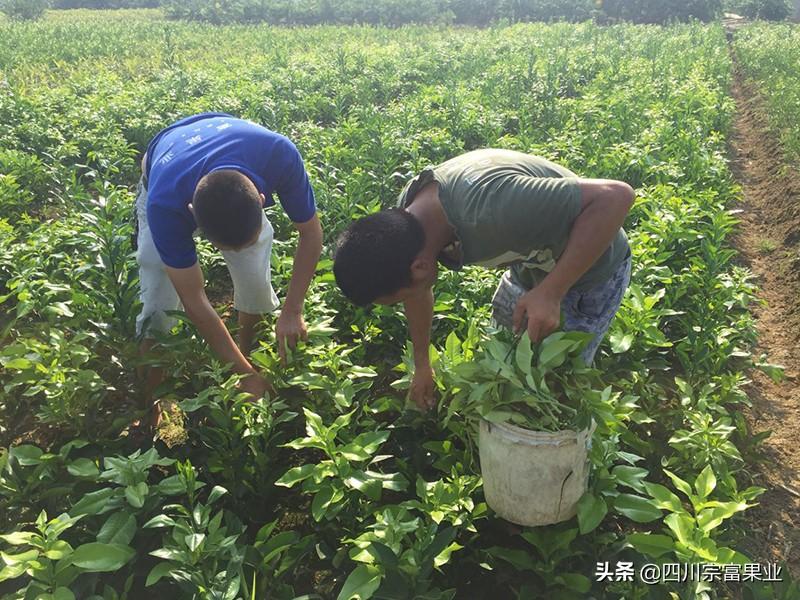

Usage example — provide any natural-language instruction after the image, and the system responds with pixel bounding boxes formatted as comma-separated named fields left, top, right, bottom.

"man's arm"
left=512, top=178, right=635, bottom=341
left=404, top=286, right=436, bottom=410
left=275, top=213, right=323, bottom=363
left=165, top=263, right=270, bottom=397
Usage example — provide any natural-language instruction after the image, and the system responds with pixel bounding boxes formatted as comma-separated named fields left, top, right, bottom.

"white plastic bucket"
left=479, top=419, right=594, bottom=527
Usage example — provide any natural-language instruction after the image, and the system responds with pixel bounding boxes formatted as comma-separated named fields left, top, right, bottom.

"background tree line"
left=1, top=0, right=795, bottom=29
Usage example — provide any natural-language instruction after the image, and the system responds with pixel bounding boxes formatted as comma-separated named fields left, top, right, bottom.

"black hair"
left=193, top=170, right=262, bottom=248
left=333, top=208, right=425, bottom=306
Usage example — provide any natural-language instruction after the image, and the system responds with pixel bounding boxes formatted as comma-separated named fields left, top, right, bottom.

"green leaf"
left=576, top=493, right=607, bottom=534
left=303, top=408, right=326, bottom=439
left=694, top=466, right=716, bottom=499
left=276, top=464, right=316, bottom=488
left=663, top=469, right=693, bottom=498
left=142, top=515, right=176, bottom=529
left=43, top=540, right=72, bottom=560
left=612, top=466, right=649, bottom=493
left=70, top=543, right=134, bottom=572
left=626, top=533, right=675, bottom=558
left=365, top=542, right=398, bottom=569
left=696, top=502, right=749, bottom=533
left=0, top=532, right=37, bottom=546
left=185, top=533, right=205, bottom=552
left=156, top=475, right=188, bottom=496
left=515, top=333, right=533, bottom=375
left=345, top=472, right=381, bottom=501
left=350, top=431, right=390, bottom=455
left=554, top=573, right=590, bottom=593
left=0, top=562, right=27, bottom=582
left=664, top=512, right=694, bottom=546
left=145, top=562, right=175, bottom=587
left=71, top=488, right=118, bottom=516
left=53, top=587, right=76, bottom=600
left=643, top=482, right=683, bottom=513
left=10, top=445, right=43, bottom=466
left=613, top=494, right=662, bottom=523
left=97, top=512, right=136, bottom=546
left=2, top=357, right=32, bottom=370
left=486, top=546, right=536, bottom=571
left=434, top=541, right=462, bottom=568
left=1, top=548, right=39, bottom=564
left=336, top=564, right=382, bottom=600
left=125, top=482, right=148, bottom=508
left=609, top=332, right=634, bottom=354
left=261, top=531, right=300, bottom=564
left=208, top=486, right=228, bottom=504
left=311, top=486, right=335, bottom=522
left=538, top=338, right=575, bottom=369
left=67, top=458, right=100, bottom=478
left=347, top=365, right=378, bottom=378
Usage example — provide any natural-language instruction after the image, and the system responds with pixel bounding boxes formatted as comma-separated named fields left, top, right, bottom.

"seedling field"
left=0, top=13, right=798, bottom=600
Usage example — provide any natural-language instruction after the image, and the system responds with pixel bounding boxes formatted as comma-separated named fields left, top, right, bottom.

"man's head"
left=334, top=208, right=436, bottom=306
left=191, top=170, right=263, bottom=250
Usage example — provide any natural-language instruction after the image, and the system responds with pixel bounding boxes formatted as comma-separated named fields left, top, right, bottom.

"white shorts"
left=134, top=178, right=280, bottom=337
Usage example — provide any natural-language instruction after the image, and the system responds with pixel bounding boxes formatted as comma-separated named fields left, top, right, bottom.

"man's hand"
left=276, top=310, right=308, bottom=365
left=410, top=365, right=437, bottom=411
left=240, top=371, right=273, bottom=401
left=512, top=286, right=562, bottom=343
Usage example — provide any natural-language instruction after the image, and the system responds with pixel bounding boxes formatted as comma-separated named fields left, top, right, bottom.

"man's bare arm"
left=513, top=179, right=634, bottom=340
left=404, top=287, right=436, bottom=410
left=539, top=179, right=634, bottom=297
left=283, top=213, right=323, bottom=314
left=165, top=263, right=269, bottom=396
left=275, top=213, right=323, bottom=362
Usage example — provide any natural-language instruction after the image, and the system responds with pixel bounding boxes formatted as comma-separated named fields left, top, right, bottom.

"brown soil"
left=727, top=36, right=800, bottom=579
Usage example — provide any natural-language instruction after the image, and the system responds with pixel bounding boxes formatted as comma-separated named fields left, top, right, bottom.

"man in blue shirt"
left=135, top=113, right=322, bottom=419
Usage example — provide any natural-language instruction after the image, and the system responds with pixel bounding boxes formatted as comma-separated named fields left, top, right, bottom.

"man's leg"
left=138, top=338, right=164, bottom=409
left=561, top=251, right=632, bottom=365
left=491, top=252, right=632, bottom=365
left=237, top=312, right=261, bottom=357
left=221, top=212, right=279, bottom=356
left=491, top=271, right=528, bottom=330
left=134, top=179, right=181, bottom=426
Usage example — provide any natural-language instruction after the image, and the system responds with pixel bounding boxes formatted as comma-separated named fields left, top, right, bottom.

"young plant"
left=339, top=505, right=460, bottom=600
left=178, top=366, right=298, bottom=517
left=245, top=520, right=316, bottom=599
left=485, top=525, right=591, bottom=599
left=143, top=462, right=247, bottom=599
left=275, top=409, right=408, bottom=523
left=0, top=510, right=135, bottom=599
left=0, top=441, right=88, bottom=530
left=627, top=466, right=763, bottom=566
left=69, top=447, right=181, bottom=519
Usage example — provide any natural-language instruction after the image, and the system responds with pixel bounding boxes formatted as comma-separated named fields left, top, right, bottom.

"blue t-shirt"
left=144, top=112, right=316, bottom=269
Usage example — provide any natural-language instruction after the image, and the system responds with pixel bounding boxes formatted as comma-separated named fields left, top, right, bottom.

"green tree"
left=1, top=0, right=49, bottom=20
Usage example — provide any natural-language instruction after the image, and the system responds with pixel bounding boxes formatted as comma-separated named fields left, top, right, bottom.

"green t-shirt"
left=398, top=149, right=629, bottom=291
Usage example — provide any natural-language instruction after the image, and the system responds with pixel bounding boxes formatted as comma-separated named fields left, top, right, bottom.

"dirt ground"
left=727, top=29, right=800, bottom=579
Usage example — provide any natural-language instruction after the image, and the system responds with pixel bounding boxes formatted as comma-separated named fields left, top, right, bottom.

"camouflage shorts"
left=491, top=251, right=632, bottom=364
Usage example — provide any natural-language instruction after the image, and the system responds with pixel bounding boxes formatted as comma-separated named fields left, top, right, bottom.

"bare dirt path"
left=726, top=26, right=800, bottom=578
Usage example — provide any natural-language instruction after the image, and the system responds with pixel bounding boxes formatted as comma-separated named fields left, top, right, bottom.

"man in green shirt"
left=333, top=149, right=634, bottom=410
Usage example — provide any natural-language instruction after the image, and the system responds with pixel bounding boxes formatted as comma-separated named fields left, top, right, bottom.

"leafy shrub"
left=51, top=0, right=159, bottom=7
left=601, top=0, right=723, bottom=22
left=163, top=0, right=456, bottom=25
left=725, top=0, right=790, bottom=19
left=515, top=0, right=597, bottom=21
left=162, top=0, right=715, bottom=24
left=0, top=0, right=49, bottom=20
